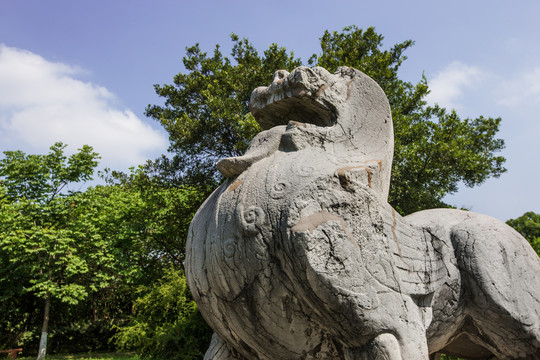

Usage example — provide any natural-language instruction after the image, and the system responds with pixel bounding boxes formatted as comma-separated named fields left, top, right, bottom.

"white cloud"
left=497, top=67, right=540, bottom=108
left=426, top=61, right=485, bottom=109
left=430, top=61, right=540, bottom=221
left=0, top=45, right=168, bottom=171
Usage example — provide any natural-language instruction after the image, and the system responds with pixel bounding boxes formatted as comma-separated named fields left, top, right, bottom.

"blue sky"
left=1, top=0, right=539, bottom=221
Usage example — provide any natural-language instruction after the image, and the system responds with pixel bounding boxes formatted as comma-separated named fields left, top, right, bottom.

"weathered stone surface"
left=185, top=66, right=540, bottom=359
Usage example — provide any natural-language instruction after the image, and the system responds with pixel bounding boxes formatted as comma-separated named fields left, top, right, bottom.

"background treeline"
left=1, top=26, right=538, bottom=360
left=0, top=146, right=212, bottom=359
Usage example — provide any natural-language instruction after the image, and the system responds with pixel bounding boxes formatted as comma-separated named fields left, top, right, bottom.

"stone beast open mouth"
left=218, top=65, right=394, bottom=198
left=249, top=66, right=341, bottom=130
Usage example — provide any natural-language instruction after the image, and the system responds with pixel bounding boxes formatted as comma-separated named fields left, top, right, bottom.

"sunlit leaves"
left=0, top=143, right=102, bottom=305
left=113, top=268, right=212, bottom=359
left=0, top=142, right=99, bottom=204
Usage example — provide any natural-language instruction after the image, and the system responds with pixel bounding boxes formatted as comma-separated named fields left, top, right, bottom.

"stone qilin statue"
left=185, top=66, right=540, bottom=359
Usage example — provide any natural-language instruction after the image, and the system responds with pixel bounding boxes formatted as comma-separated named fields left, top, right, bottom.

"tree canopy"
left=146, top=25, right=506, bottom=214
left=0, top=147, right=209, bottom=356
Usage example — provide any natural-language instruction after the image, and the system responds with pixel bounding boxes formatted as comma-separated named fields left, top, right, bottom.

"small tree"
left=0, top=143, right=101, bottom=359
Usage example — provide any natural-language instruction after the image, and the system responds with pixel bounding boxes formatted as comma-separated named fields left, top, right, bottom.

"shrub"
left=113, top=268, right=212, bottom=359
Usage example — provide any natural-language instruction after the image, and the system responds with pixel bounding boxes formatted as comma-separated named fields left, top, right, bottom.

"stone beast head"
left=250, top=66, right=394, bottom=200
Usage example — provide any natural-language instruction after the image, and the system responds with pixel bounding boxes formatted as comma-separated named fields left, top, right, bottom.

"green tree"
left=73, top=170, right=209, bottom=357
left=0, top=143, right=101, bottom=359
left=507, top=211, right=540, bottom=256
left=440, top=355, right=463, bottom=360
left=1, top=148, right=209, bottom=356
left=146, top=26, right=506, bottom=214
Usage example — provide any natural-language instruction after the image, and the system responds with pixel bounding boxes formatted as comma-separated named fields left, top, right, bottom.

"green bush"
left=113, top=268, right=212, bottom=359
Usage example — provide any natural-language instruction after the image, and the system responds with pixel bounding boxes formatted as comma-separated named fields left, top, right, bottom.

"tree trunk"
left=36, top=293, right=50, bottom=360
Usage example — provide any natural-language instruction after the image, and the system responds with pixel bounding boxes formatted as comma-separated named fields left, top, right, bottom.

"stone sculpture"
left=185, top=66, right=540, bottom=359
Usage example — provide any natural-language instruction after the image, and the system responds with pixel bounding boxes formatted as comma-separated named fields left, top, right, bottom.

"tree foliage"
left=113, top=268, right=212, bottom=360
left=507, top=211, right=540, bottom=256
left=1, top=153, right=209, bottom=356
left=146, top=26, right=506, bottom=215
left=0, top=142, right=98, bottom=204
left=100, top=167, right=207, bottom=266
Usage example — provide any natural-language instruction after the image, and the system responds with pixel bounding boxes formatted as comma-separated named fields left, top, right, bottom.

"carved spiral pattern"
left=238, top=204, right=266, bottom=235
left=270, top=181, right=289, bottom=199
left=294, top=164, right=315, bottom=177
left=244, top=206, right=264, bottom=224
left=223, top=238, right=236, bottom=259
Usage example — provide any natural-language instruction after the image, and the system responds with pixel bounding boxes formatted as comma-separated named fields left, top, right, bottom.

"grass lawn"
left=17, top=353, right=139, bottom=360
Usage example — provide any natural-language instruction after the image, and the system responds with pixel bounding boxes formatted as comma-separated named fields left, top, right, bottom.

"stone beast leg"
left=204, top=333, right=249, bottom=360
left=343, top=325, right=432, bottom=359
left=407, top=209, right=540, bottom=359
left=451, top=214, right=540, bottom=359
left=280, top=210, right=430, bottom=359
left=344, top=333, right=402, bottom=359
